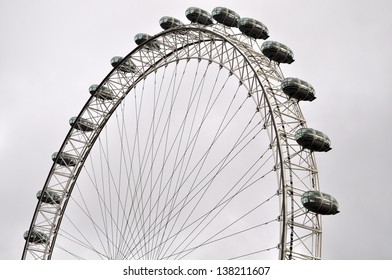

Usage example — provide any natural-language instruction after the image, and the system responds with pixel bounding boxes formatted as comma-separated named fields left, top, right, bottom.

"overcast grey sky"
left=1, top=0, right=391, bottom=260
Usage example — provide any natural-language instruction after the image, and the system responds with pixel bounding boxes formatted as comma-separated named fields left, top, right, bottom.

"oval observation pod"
left=160, top=16, right=184, bottom=30
left=281, top=77, right=316, bottom=101
left=238, top=18, right=269, bottom=40
left=36, top=190, right=61, bottom=204
left=134, top=33, right=151, bottom=45
left=301, top=191, right=339, bottom=215
left=23, top=230, right=48, bottom=244
left=186, top=7, right=214, bottom=25
left=69, top=117, right=95, bottom=132
left=111, top=56, right=137, bottom=73
left=89, top=84, right=114, bottom=100
left=52, top=152, right=78, bottom=167
left=212, top=7, right=240, bottom=27
left=295, top=128, right=331, bottom=152
left=261, top=41, right=294, bottom=64
left=134, top=33, right=160, bottom=50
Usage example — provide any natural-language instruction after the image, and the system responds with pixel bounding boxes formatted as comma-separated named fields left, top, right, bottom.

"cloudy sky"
left=0, top=0, right=391, bottom=260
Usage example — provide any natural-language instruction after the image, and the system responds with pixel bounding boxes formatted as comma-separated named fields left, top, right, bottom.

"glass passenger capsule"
left=52, top=152, right=78, bottom=167
left=261, top=41, right=294, bottom=64
left=295, top=128, right=332, bottom=152
left=134, top=33, right=160, bottom=50
left=23, top=230, right=48, bottom=244
left=89, top=84, right=114, bottom=100
left=185, top=7, right=214, bottom=25
left=212, top=7, right=240, bottom=27
left=69, top=116, right=96, bottom=132
left=160, top=16, right=184, bottom=30
left=36, top=190, right=61, bottom=204
left=301, top=190, right=339, bottom=215
left=281, top=77, right=316, bottom=101
left=110, top=56, right=137, bottom=73
left=238, top=18, right=269, bottom=40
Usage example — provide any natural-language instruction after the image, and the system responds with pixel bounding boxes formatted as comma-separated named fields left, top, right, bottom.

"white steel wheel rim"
left=23, top=25, right=322, bottom=260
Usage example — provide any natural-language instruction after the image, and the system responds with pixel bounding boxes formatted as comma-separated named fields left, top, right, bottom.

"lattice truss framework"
left=23, top=24, right=321, bottom=260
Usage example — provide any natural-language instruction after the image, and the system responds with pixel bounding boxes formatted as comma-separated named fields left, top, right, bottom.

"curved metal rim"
left=22, top=23, right=319, bottom=260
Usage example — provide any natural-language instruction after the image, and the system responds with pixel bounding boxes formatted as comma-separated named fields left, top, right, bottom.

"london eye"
left=22, top=7, right=339, bottom=260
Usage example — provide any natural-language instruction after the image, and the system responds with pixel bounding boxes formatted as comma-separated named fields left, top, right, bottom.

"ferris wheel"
left=22, top=7, right=339, bottom=260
